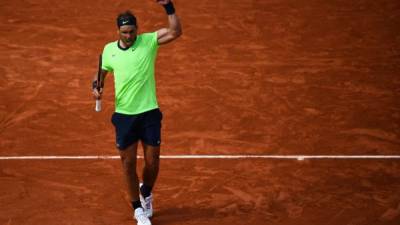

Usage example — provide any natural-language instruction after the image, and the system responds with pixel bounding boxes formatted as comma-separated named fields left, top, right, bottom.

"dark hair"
left=116, top=10, right=137, bottom=28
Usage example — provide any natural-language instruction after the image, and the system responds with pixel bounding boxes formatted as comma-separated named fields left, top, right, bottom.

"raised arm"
left=156, top=0, right=182, bottom=45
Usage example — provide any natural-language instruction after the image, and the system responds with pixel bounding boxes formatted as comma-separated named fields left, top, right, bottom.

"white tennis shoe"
left=139, top=183, right=153, bottom=218
left=134, top=208, right=151, bottom=225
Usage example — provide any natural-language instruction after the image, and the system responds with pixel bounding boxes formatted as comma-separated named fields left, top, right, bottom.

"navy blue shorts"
left=111, top=108, right=163, bottom=150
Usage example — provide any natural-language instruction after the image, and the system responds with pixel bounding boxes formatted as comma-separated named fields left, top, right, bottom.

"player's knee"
left=121, top=156, right=137, bottom=172
left=145, top=157, right=159, bottom=171
left=147, top=150, right=159, bottom=163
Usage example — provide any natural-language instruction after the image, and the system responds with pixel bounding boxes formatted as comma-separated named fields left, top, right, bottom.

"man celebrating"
left=92, top=1, right=182, bottom=224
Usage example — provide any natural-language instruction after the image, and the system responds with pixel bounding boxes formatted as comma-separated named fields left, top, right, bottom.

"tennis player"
left=92, top=1, right=181, bottom=224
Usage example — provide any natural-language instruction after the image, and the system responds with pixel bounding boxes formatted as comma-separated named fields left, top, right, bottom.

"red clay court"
left=1, top=0, right=400, bottom=224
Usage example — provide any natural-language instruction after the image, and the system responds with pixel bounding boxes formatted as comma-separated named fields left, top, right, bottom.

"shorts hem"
left=115, top=106, right=159, bottom=116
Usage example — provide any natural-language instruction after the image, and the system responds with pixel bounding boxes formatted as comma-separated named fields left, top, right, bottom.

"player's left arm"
left=156, top=0, right=182, bottom=45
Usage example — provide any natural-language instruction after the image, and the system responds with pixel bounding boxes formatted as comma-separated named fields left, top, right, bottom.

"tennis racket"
left=95, top=54, right=102, bottom=112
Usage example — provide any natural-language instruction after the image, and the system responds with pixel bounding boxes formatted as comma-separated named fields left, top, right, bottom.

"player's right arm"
left=92, top=70, right=108, bottom=99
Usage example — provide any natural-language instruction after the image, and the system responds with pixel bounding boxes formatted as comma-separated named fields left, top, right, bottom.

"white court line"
left=0, top=155, right=400, bottom=160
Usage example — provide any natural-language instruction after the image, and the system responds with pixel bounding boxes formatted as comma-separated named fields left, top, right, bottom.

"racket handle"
left=95, top=99, right=102, bottom=112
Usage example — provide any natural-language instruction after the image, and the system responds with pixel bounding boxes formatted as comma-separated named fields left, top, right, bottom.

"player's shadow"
left=151, top=206, right=217, bottom=224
